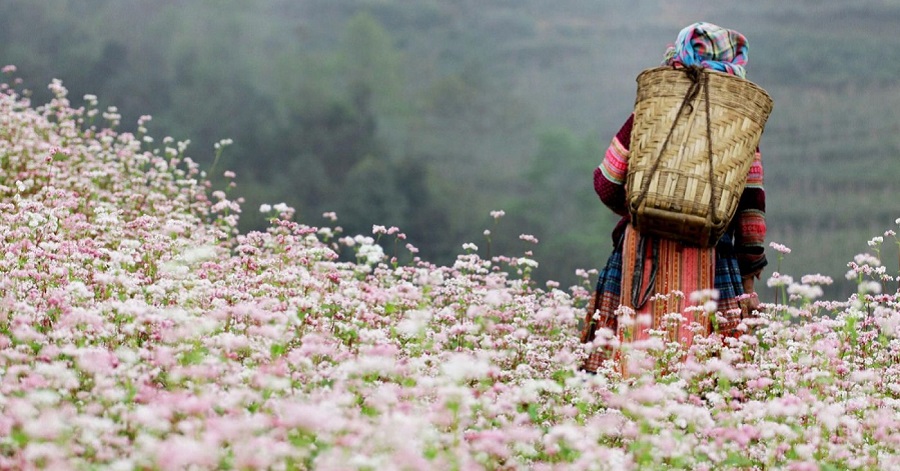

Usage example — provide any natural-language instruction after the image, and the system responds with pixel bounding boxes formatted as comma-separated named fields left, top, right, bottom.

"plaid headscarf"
left=663, top=22, right=749, bottom=78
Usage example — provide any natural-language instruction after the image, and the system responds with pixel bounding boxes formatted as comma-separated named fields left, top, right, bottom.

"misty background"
left=2, top=0, right=899, bottom=299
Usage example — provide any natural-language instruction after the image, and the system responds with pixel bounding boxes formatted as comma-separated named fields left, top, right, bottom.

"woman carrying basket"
left=580, top=22, right=770, bottom=373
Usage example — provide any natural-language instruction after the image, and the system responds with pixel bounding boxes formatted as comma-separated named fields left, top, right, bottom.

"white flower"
left=767, top=273, right=793, bottom=288
left=516, top=257, right=539, bottom=269
left=858, top=281, right=882, bottom=295
left=787, top=283, right=824, bottom=300
left=853, top=253, right=881, bottom=267
left=259, top=204, right=272, bottom=213
left=689, top=288, right=719, bottom=302
left=442, top=353, right=491, bottom=382
left=800, top=274, right=833, bottom=285
left=181, top=245, right=217, bottom=264
left=358, top=243, right=385, bottom=265
left=396, top=309, right=433, bottom=338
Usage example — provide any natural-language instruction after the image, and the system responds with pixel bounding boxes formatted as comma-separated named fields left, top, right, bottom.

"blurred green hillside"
left=2, top=0, right=899, bottom=297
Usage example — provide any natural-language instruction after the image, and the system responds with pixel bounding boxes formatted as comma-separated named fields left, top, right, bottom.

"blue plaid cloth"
left=663, top=22, right=749, bottom=78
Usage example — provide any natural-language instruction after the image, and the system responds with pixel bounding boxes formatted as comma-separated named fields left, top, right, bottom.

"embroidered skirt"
left=580, top=225, right=744, bottom=372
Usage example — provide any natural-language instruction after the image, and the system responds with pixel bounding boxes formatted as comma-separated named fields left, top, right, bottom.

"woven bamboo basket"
left=626, top=66, right=773, bottom=247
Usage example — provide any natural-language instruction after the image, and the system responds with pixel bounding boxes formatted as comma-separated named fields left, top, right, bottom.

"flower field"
left=2, top=68, right=900, bottom=470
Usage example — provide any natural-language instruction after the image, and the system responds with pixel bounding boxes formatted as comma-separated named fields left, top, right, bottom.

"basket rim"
left=636, top=66, right=773, bottom=106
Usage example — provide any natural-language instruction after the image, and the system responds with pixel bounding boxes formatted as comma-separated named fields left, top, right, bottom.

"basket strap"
left=701, top=73, right=721, bottom=229
left=630, top=235, right=659, bottom=310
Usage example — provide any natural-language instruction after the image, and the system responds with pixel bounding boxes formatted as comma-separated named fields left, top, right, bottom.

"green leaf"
left=270, top=343, right=287, bottom=358
left=10, top=428, right=28, bottom=447
left=180, top=345, right=208, bottom=366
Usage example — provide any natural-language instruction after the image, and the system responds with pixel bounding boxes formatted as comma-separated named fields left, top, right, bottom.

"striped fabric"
left=580, top=227, right=749, bottom=372
left=662, top=22, right=749, bottom=78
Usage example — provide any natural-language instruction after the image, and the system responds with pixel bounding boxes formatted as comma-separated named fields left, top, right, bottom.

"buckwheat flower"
left=67, top=280, right=94, bottom=300
left=689, top=288, right=719, bottom=303
left=519, top=234, right=539, bottom=244
left=322, top=211, right=338, bottom=221
left=214, top=138, right=233, bottom=150
left=272, top=202, right=290, bottom=213
left=800, top=274, right=833, bottom=285
left=858, top=280, right=882, bottom=295
left=441, top=352, right=491, bottom=382
left=462, top=242, right=478, bottom=252
left=2, top=64, right=17, bottom=74
left=868, top=236, right=884, bottom=247
left=769, top=242, right=792, bottom=254
left=223, top=170, right=236, bottom=179
left=259, top=204, right=272, bottom=213
left=516, top=257, right=539, bottom=268
left=766, top=272, right=793, bottom=288
left=76, top=348, right=117, bottom=375
left=372, top=225, right=387, bottom=235
left=181, top=245, right=217, bottom=264
left=154, top=436, right=219, bottom=470
left=103, top=106, right=121, bottom=123
left=876, top=310, right=900, bottom=337
left=396, top=309, right=433, bottom=338
left=853, top=253, right=881, bottom=267
left=787, top=283, right=824, bottom=300
left=318, top=227, right=334, bottom=239
left=358, top=243, right=385, bottom=265
left=490, top=210, right=505, bottom=219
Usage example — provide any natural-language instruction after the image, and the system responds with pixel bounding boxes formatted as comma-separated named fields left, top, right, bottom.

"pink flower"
left=769, top=242, right=792, bottom=254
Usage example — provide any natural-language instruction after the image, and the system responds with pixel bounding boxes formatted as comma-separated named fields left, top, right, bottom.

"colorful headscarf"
left=662, top=22, right=749, bottom=78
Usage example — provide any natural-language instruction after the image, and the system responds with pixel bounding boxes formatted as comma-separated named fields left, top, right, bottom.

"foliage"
left=3, top=70, right=900, bottom=470
left=2, top=0, right=899, bottom=293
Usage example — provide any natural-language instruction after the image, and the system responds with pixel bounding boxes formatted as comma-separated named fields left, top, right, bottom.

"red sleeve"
left=733, top=149, right=767, bottom=276
left=594, top=115, right=634, bottom=217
